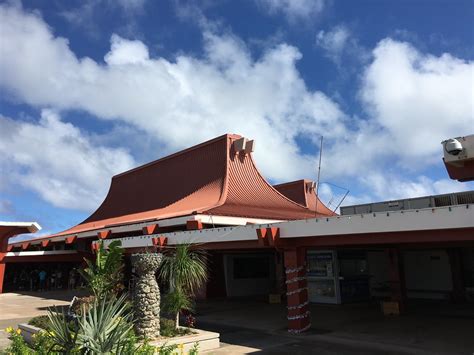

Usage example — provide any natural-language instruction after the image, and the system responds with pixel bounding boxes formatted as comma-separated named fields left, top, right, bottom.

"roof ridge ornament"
left=233, top=137, right=254, bottom=155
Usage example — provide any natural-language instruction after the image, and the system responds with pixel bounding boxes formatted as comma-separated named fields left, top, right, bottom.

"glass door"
left=307, top=250, right=341, bottom=304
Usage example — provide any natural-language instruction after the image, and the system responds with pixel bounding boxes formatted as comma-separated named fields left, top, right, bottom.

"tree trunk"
left=175, top=311, right=180, bottom=329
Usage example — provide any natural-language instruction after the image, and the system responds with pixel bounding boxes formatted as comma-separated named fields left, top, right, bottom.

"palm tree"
left=159, top=243, right=208, bottom=329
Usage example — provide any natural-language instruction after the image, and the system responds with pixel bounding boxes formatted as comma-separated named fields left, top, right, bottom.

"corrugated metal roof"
left=273, top=180, right=336, bottom=216
left=45, top=134, right=334, bottom=238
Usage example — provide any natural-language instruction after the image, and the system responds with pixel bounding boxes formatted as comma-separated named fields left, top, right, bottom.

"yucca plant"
left=159, top=243, right=208, bottom=329
left=77, top=294, right=133, bottom=354
left=79, top=240, right=124, bottom=298
left=46, top=307, right=80, bottom=354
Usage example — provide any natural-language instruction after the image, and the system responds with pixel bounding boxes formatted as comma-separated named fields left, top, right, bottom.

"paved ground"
left=1, top=292, right=473, bottom=354
left=196, top=299, right=474, bottom=355
left=0, top=290, right=87, bottom=350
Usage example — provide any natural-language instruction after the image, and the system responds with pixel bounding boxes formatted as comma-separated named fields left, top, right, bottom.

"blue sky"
left=1, top=0, right=473, bottom=239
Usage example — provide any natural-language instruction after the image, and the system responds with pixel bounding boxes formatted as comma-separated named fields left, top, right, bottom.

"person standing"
left=38, top=269, right=47, bottom=291
left=68, top=269, right=76, bottom=290
left=56, top=269, right=63, bottom=289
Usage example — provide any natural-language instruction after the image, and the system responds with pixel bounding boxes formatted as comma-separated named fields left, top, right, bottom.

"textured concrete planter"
left=131, top=252, right=163, bottom=339
left=150, top=328, right=220, bottom=353
left=18, top=323, right=42, bottom=345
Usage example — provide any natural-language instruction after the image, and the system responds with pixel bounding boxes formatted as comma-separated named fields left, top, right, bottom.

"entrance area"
left=2, top=262, right=82, bottom=293
left=305, top=247, right=474, bottom=305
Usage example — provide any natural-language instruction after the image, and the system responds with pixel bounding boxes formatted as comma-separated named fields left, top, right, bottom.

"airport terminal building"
left=1, top=134, right=473, bottom=333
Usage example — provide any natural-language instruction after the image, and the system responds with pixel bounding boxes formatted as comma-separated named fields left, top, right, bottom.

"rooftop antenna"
left=333, top=189, right=349, bottom=213
left=319, top=181, right=350, bottom=213
left=315, top=136, right=323, bottom=216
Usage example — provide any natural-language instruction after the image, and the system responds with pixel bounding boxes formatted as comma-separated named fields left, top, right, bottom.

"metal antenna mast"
left=315, top=136, right=323, bottom=216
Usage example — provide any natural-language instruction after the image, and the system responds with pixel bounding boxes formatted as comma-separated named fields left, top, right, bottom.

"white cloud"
left=0, top=3, right=472, bottom=213
left=316, top=25, right=350, bottom=62
left=360, top=39, right=474, bottom=165
left=360, top=173, right=468, bottom=202
left=0, top=110, right=135, bottom=211
left=0, top=4, right=347, bottom=183
left=60, top=0, right=146, bottom=38
left=256, top=0, right=325, bottom=21
left=104, top=34, right=150, bottom=65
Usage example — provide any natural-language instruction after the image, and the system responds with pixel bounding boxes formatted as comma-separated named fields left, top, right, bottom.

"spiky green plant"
left=79, top=240, right=124, bottom=298
left=46, top=307, right=79, bottom=354
left=77, top=294, right=133, bottom=354
left=159, top=243, right=207, bottom=329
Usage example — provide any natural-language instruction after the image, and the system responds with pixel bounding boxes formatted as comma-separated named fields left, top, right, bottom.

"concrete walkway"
left=1, top=292, right=473, bottom=354
left=196, top=299, right=474, bottom=354
left=0, top=290, right=87, bottom=350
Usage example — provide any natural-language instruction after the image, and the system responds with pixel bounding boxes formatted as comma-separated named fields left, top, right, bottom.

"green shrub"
left=3, top=327, right=33, bottom=354
left=157, top=342, right=178, bottom=355
left=159, top=318, right=193, bottom=338
left=28, top=315, right=51, bottom=330
left=79, top=240, right=124, bottom=299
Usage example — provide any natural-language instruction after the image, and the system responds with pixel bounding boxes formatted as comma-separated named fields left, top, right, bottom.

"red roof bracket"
left=142, top=224, right=160, bottom=235
left=187, top=220, right=203, bottom=230
left=21, top=242, right=30, bottom=251
left=267, top=227, right=280, bottom=247
left=97, top=230, right=111, bottom=240
left=256, top=228, right=269, bottom=247
left=7, top=245, right=13, bottom=252
left=152, top=236, right=168, bottom=250
left=91, top=242, right=99, bottom=252
left=66, top=235, right=77, bottom=244
left=41, top=240, right=51, bottom=248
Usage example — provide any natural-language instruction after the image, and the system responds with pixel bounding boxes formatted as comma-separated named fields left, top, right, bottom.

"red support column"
left=386, top=248, right=407, bottom=314
left=0, top=236, right=8, bottom=294
left=284, top=248, right=310, bottom=333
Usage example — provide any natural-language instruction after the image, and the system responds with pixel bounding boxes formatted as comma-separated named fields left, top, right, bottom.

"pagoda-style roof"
left=274, top=180, right=336, bottom=216
left=46, top=134, right=334, bottom=238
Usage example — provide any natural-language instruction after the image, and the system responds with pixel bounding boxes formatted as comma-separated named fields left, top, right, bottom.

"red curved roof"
left=273, top=180, right=336, bottom=216
left=48, top=134, right=333, bottom=237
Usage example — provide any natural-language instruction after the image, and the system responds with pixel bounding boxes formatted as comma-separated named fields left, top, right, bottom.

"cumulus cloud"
left=316, top=25, right=350, bottom=62
left=0, top=4, right=347, bottom=183
left=0, top=3, right=472, bottom=214
left=360, top=38, right=474, bottom=166
left=0, top=110, right=135, bottom=211
left=104, top=34, right=150, bottom=65
left=256, top=0, right=325, bottom=21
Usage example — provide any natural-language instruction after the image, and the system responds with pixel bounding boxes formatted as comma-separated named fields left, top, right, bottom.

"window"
left=233, top=256, right=270, bottom=279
